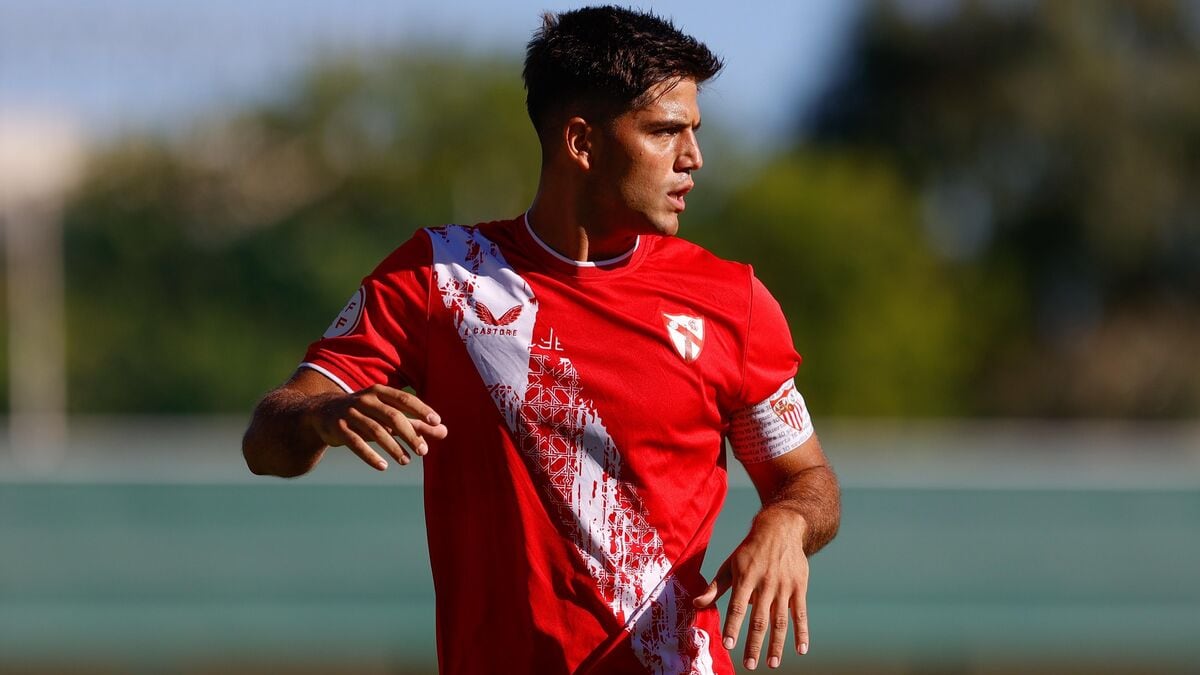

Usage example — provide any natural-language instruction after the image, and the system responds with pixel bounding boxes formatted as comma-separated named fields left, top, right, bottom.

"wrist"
left=753, top=503, right=810, bottom=543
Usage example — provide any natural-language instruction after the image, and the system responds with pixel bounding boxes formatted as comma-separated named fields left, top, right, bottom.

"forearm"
left=754, top=464, right=840, bottom=555
left=242, top=387, right=332, bottom=478
left=696, top=458, right=839, bottom=662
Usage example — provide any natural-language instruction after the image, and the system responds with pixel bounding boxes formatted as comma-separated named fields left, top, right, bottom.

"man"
left=243, top=6, right=839, bottom=674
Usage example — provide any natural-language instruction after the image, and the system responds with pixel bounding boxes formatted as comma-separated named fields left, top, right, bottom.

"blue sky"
left=0, top=1, right=861, bottom=146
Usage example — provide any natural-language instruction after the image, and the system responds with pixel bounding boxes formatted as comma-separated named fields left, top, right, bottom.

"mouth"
left=667, top=182, right=694, bottom=212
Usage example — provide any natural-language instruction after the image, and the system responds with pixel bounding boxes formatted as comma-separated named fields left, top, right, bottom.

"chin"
left=650, top=215, right=680, bottom=237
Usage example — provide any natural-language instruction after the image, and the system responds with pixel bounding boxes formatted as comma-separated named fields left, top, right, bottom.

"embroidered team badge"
left=662, top=312, right=705, bottom=363
left=770, top=384, right=806, bottom=431
left=475, top=301, right=523, bottom=326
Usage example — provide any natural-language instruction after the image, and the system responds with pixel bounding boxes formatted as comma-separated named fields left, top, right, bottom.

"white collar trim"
left=524, top=212, right=639, bottom=268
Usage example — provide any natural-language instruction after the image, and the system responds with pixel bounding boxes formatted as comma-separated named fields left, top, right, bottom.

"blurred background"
left=1, top=0, right=1198, bottom=672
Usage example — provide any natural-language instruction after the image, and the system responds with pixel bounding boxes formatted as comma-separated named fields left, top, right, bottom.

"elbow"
left=242, top=435, right=270, bottom=476
left=242, top=433, right=310, bottom=479
left=824, top=468, right=843, bottom=541
left=801, top=465, right=841, bottom=554
left=242, top=445, right=296, bottom=478
left=822, top=475, right=843, bottom=548
left=242, top=425, right=285, bottom=478
left=826, top=504, right=842, bottom=546
left=244, top=455, right=269, bottom=477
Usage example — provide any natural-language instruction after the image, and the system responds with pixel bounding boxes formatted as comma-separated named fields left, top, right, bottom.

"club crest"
left=662, top=312, right=705, bottom=363
left=770, top=384, right=806, bottom=431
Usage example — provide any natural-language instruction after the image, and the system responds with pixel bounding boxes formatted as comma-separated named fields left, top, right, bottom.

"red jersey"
left=302, top=215, right=813, bottom=674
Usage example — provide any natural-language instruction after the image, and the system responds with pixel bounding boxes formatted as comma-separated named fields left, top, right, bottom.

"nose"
left=677, top=129, right=703, bottom=173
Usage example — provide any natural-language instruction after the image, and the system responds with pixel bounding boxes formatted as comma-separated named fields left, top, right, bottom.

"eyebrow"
left=645, top=116, right=702, bottom=130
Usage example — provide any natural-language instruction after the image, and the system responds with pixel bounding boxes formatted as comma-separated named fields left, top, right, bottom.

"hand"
left=692, top=508, right=810, bottom=670
left=304, top=384, right=448, bottom=471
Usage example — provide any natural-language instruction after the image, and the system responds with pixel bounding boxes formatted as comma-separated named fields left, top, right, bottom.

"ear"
left=564, top=116, right=593, bottom=171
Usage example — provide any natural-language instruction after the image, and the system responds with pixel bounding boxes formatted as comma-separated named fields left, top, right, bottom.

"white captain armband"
left=729, top=380, right=814, bottom=464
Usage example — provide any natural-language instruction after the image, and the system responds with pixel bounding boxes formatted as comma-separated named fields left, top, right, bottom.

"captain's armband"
left=729, top=379, right=814, bottom=464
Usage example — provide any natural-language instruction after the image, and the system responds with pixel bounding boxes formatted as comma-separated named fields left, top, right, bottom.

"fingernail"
left=745, top=658, right=757, bottom=670
left=427, top=412, right=441, bottom=425
left=377, top=460, right=388, bottom=470
left=769, top=656, right=780, bottom=668
left=723, top=637, right=734, bottom=650
left=417, top=442, right=428, bottom=455
left=801, top=642, right=809, bottom=655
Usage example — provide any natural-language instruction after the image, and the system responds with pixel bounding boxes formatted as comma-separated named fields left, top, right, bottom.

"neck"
left=527, top=189, right=638, bottom=263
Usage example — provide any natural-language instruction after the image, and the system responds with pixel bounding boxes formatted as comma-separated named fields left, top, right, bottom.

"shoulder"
left=426, top=217, right=521, bottom=240
left=421, top=217, right=523, bottom=258
left=370, top=227, right=433, bottom=278
left=651, top=235, right=752, bottom=276
left=651, top=237, right=791, bottom=331
left=374, top=217, right=522, bottom=276
left=649, top=235, right=756, bottom=300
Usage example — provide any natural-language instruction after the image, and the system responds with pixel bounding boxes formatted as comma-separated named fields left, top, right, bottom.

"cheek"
left=624, top=149, right=669, bottom=191
left=619, top=169, right=660, bottom=209
left=595, top=139, right=670, bottom=208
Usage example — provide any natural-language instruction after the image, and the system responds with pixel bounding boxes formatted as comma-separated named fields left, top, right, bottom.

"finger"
left=742, top=588, right=773, bottom=670
left=722, top=577, right=753, bottom=652
left=411, top=419, right=449, bottom=440
left=348, top=408, right=408, bottom=462
left=337, top=419, right=388, bottom=471
left=357, top=398, right=448, bottom=450
left=359, top=402, right=428, bottom=457
left=372, top=386, right=442, bottom=426
left=348, top=408, right=410, bottom=465
left=693, top=561, right=732, bottom=608
left=792, top=593, right=809, bottom=656
left=368, top=387, right=447, bottom=443
left=766, top=598, right=789, bottom=669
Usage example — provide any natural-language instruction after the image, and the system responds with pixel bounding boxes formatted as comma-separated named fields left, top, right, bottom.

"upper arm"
left=300, top=230, right=433, bottom=393
left=727, top=270, right=828, bottom=503
left=248, top=367, right=345, bottom=425
left=284, top=366, right=353, bottom=397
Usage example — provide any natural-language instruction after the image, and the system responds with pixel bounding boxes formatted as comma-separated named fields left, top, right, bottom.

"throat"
left=524, top=213, right=639, bottom=266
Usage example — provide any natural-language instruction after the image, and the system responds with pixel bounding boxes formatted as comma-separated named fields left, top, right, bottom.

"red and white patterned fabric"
left=301, top=215, right=813, bottom=674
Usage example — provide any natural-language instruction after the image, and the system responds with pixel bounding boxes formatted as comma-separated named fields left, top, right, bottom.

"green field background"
left=2, top=420, right=1198, bottom=674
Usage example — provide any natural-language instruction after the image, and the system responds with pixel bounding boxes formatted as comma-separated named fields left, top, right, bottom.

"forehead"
left=624, top=78, right=700, bottom=123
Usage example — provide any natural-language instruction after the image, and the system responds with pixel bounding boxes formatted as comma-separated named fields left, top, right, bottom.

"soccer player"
left=243, top=6, right=840, bottom=674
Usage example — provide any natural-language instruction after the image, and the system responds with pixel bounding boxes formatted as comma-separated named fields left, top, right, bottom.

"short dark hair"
left=522, top=5, right=723, bottom=136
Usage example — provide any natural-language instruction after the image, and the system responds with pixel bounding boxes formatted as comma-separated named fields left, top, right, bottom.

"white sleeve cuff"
left=298, top=362, right=355, bottom=394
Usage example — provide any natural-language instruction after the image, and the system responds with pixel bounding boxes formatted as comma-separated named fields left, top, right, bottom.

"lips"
left=668, top=182, right=694, bottom=211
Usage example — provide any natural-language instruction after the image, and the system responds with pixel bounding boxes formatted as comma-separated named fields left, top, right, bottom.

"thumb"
left=693, top=561, right=732, bottom=608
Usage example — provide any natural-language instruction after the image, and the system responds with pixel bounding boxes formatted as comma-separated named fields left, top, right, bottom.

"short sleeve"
left=727, top=272, right=814, bottom=464
left=300, top=230, right=432, bottom=393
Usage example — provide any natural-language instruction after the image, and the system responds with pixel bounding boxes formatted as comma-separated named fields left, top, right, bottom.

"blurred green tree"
left=43, top=44, right=1045, bottom=419
left=60, top=42, right=970, bottom=418
left=806, top=0, right=1200, bottom=416
left=69, top=48, right=962, bottom=418
left=63, top=52, right=539, bottom=412
left=689, top=151, right=996, bottom=416
left=55, top=3, right=1199, bottom=419
left=0, top=273, right=7, bottom=410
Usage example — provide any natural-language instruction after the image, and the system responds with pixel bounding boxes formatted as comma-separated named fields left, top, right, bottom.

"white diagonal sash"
left=428, top=225, right=713, bottom=675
